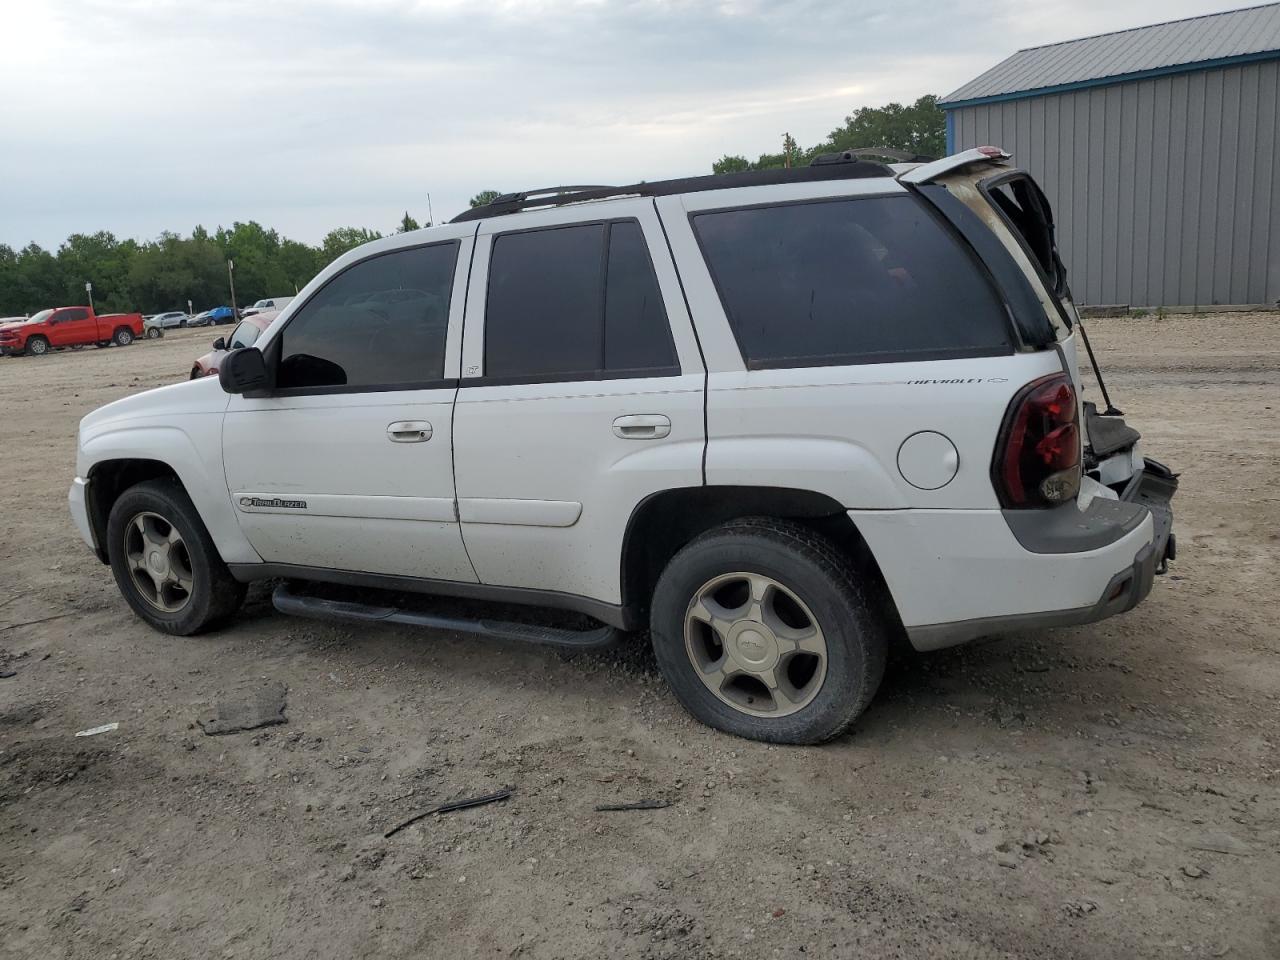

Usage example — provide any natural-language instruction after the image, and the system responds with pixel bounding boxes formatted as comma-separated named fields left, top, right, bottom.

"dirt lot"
left=1, top=317, right=1277, bottom=959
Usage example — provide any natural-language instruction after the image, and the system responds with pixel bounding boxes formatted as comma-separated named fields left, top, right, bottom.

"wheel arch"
left=619, top=485, right=900, bottom=628
left=81, top=427, right=261, bottom=568
left=85, top=459, right=181, bottom=562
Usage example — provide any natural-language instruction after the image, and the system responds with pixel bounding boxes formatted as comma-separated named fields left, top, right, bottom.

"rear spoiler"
left=897, top=146, right=1011, bottom=185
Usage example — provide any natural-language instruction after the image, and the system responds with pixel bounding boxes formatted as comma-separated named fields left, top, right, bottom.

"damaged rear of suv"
left=69, top=146, right=1175, bottom=745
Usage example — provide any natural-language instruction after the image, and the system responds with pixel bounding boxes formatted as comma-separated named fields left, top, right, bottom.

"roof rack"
left=450, top=154, right=896, bottom=223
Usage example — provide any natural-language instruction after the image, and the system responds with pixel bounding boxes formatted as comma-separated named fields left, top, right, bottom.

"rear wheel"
left=146, top=327, right=162, bottom=339
left=113, top=327, right=134, bottom=346
left=650, top=518, right=887, bottom=744
left=25, top=336, right=49, bottom=357
left=106, top=479, right=246, bottom=635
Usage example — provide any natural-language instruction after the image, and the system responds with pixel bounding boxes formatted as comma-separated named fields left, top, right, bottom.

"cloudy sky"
left=1, top=0, right=1250, bottom=249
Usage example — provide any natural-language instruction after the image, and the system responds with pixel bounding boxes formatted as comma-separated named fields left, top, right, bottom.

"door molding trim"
left=233, top=492, right=456, bottom=523
left=457, top=498, right=582, bottom=527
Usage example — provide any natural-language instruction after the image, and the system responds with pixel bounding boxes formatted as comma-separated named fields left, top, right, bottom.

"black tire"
left=106, top=478, right=247, bottom=635
left=650, top=518, right=887, bottom=745
left=25, top=336, right=50, bottom=357
left=146, top=327, right=161, bottom=339
left=97, top=340, right=111, bottom=348
left=113, top=326, right=134, bottom=346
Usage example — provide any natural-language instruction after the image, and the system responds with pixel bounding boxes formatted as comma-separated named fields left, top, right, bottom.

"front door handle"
left=387, top=420, right=432, bottom=443
left=612, top=414, right=671, bottom=440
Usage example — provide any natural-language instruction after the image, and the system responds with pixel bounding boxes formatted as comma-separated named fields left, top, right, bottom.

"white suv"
left=68, top=148, right=1176, bottom=744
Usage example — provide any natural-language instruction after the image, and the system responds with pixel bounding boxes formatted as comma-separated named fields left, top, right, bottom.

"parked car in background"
left=189, top=312, right=277, bottom=379
left=0, top=317, right=32, bottom=353
left=190, top=306, right=236, bottom=327
left=143, top=312, right=190, bottom=338
left=1, top=306, right=143, bottom=356
left=242, top=297, right=293, bottom=317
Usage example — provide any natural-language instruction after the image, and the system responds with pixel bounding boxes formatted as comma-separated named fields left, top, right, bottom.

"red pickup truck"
left=0, top=306, right=144, bottom=357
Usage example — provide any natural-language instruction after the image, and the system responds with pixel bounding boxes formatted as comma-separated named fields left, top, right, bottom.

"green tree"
left=712, top=155, right=752, bottom=175
left=469, top=190, right=501, bottom=208
left=824, top=95, right=945, bottom=160
left=711, top=94, right=945, bottom=175
left=397, top=211, right=421, bottom=233
left=320, top=227, right=382, bottom=265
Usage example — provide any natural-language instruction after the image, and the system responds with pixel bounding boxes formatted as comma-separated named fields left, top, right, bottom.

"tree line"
left=0, top=97, right=943, bottom=318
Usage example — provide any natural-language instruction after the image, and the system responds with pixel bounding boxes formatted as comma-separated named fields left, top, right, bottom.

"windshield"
left=229, top=321, right=261, bottom=350
left=29, top=309, right=54, bottom=323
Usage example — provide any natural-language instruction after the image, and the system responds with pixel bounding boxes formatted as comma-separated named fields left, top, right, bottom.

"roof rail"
left=450, top=156, right=895, bottom=223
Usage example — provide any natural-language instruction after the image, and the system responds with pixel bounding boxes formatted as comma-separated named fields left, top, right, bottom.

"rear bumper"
left=906, top=540, right=1156, bottom=650
left=852, top=459, right=1177, bottom=652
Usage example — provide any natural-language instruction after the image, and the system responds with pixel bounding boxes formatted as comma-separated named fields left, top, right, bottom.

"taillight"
left=992, top=372, right=1081, bottom=508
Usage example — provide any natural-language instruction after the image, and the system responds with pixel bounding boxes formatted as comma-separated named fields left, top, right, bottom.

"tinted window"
left=604, top=221, right=676, bottom=372
left=693, top=197, right=1012, bottom=367
left=485, top=220, right=676, bottom=380
left=277, top=243, right=458, bottom=389
left=57, top=308, right=89, bottom=322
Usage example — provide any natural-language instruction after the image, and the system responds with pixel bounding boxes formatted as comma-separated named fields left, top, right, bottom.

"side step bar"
left=271, top=584, right=623, bottom=649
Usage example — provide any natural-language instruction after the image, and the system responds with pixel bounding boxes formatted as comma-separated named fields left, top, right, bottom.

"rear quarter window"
left=692, top=196, right=1013, bottom=368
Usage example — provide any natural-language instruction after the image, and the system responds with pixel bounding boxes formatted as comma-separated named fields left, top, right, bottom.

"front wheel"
left=106, top=479, right=247, bottom=635
left=113, top=327, right=134, bottom=346
left=650, top=518, right=887, bottom=744
left=25, top=336, right=49, bottom=357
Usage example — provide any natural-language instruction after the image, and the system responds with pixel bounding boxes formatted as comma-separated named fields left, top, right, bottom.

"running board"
left=271, top=584, right=623, bottom=649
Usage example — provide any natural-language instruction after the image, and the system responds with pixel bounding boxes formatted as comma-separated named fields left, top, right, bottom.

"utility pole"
left=85, top=281, right=94, bottom=311
left=227, top=259, right=238, bottom=318
left=426, top=192, right=435, bottom=228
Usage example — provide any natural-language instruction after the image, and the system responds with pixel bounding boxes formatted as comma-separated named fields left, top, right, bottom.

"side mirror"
left=218, top=347, right=269, bottom=394
left=212, top=337, right=226, bottom=351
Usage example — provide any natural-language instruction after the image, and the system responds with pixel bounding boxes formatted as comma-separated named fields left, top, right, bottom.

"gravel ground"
left=1, top=316, right=1277, bottom=960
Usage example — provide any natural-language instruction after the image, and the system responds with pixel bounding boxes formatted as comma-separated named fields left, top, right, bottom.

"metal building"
left=940, top=3, right=1280, bottom=309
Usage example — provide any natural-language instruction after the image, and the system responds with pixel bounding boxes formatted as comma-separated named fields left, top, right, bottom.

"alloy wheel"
left=684, top=571, right=828, bottom=717
left=123, top=511, right=194, bottom=613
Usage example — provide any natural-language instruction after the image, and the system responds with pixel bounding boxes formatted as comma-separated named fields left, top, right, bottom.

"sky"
left=0, top=0, right=1256, bottom=249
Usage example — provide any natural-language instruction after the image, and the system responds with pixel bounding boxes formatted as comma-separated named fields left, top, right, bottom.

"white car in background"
left=241, top=296, right=294, bottom=317
left=143, top=312, right=190, bottom=338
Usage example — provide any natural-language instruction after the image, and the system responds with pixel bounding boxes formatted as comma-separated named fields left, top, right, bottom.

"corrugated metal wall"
left=949, top=59, right=1280, bottom=307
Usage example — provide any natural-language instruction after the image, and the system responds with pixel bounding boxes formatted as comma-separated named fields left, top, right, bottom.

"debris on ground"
left=1186, top=831, right=1252, bottom=856
left=196, top=681, right=287, bottom=736
left=594, top=799, right=673, bottom=812
left=384, top=787, right=514, bottom=838
left=73, top=722, right=118, bottom=737
left=1064, top=899, right=1098, bottom=918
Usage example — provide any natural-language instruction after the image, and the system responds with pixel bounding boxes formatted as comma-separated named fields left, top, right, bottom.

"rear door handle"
left=612, top=414, right=671, bottom=440
left=387, top=420, right=432, bottom=443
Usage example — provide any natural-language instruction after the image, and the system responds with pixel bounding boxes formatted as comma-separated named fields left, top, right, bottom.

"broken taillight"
left=992, top=372, right=1081, bottom=508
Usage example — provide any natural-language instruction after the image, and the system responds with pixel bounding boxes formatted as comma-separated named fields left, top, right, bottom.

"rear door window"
left=484, top=220, right=678, bottom=381
left=692, top=196, right=1012, bottom=368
